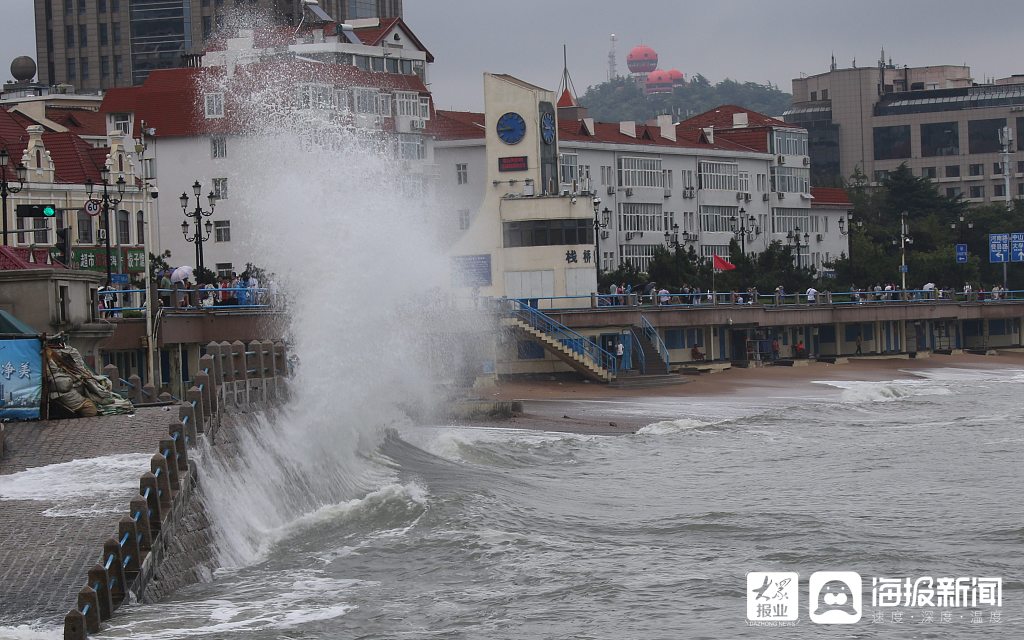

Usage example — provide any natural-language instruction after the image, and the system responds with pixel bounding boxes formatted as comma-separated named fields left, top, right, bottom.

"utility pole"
left=1000, top=126, right=1013, bottom=288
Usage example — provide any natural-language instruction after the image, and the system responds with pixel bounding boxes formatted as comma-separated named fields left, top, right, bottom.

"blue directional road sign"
left=1011, top=232, right=1024, bottom=263
left=899, top=264, right=909, bottom=273
left=955, top=243, right=968, bottom=264
left=110, top=273, right=129, bottom=284
left=989, top=233, right=1010, bottom=263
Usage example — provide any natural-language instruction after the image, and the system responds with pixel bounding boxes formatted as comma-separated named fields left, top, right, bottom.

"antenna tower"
left=608, top=33, right=618, bottom=81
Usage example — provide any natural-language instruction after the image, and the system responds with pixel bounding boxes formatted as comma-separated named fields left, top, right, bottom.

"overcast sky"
left=1, top=0, right=1020, bottom=112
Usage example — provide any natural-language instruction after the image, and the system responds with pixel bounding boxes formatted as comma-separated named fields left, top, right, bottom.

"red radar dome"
left=667, top=69, right=684, bottom=82
left=645, top=70, right=674, bottom=94
left=626, top=45, right=658, bottom=74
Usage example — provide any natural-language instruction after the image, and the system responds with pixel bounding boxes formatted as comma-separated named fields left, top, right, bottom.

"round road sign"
left=84, top=199, right=101, bottom=216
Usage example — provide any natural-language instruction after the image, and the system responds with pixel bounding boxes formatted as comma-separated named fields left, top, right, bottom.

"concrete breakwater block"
left=448, top=400, right=523, bottom=419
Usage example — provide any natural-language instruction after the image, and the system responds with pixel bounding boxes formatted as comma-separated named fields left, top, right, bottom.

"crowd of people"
left=97, top=269, right=281, bottom=315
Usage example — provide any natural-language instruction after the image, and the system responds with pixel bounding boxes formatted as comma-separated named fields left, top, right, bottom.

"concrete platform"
left=0, top=407, right=174, bottom=626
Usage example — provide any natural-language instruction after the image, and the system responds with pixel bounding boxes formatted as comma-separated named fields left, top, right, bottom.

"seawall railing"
left=62, top=340, right=290, bottom=639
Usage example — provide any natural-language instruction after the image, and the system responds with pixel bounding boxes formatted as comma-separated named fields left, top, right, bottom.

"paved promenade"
left=0, top=408, right=174, bottom=626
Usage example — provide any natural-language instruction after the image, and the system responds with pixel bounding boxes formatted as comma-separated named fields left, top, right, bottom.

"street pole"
left=900, top=211, right=908, bottom=290
left=103, top=196, right=112, bottom=285
left=0, top=148, right=26, bottom=247
left=136, top=125, right=157, bottom=388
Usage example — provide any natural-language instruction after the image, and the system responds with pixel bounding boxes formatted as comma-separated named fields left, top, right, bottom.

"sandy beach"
left=463, top=350, right=1024, bottom=435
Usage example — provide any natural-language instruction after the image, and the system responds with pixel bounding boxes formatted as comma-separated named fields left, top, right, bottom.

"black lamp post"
left=787, top=226, right=809, bottom=269
left=891, top=211, right=913, bottom=289
left=0, top=147, right=28, bottom=246
left=85, top=167, right=126, bottom=285
left=950, top=213, right=973, bottom=245
left=592, top=198, right=609, bottom=275
left=180, top=180, right=217, bottom=275
left=664, top=223, right=698, bottom=249
left=729, top=207, right=760, bottom=254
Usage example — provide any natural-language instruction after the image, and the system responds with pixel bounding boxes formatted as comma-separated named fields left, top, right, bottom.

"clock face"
left=496, top=112, right=526, bottom=145
left=541, top=112, right=556, bottom=144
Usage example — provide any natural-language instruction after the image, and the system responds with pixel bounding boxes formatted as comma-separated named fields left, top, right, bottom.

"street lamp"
left=786, top=226, right=809, bottom=269
left=592, top=197, right=609, bottom=274
left=181, top=180, right=217, bottom=275
left=664, top=223, right=698, bottom=249
left=729, top=207, right=760, bottom=254
left=891, top=210, right=913, bottom=289
left=85, top=166, right=127, bottom=285
left=0, top=147, right=28, bottom=246
left=837, top=211, right=861, bottom=236
left=950, top=213, right=973, bottom=245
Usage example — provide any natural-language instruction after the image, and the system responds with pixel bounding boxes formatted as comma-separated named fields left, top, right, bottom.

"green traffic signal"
left=43, top=205, right=55, bottom=217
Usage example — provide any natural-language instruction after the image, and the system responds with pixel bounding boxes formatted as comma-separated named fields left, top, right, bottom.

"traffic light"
left=55, top=227, right=72, bottom=266
left=16, top=203, right=57, bottom=218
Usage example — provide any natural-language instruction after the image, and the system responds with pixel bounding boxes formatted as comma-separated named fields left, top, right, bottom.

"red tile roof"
left=343, top=18, right=434, bottom=63
left=679, top=104, right=799, bottom=130
left=432, top=110, right=485, bottom=140
left=45, top=107, right=108, bottom=136
left=810, top=187, right=852, bottom=207
left=0, top=246, right=68, bottom=270
left=0, top=110, right=106, bottom=184
left=101, top=62, right=431, bottom=138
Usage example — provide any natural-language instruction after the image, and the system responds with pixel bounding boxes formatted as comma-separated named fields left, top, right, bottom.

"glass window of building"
left=968, top=118, right=1006, bottom=154
left=212, top=178, right=228, bottom=199
left=922, top=167, right=937, bottom=179
left=699, top=205, right=739, bottom=232
left=994, top=184, right=1006, bottom=197
left=619, top=203, right=663, bottom=232
left=697, top=161, right=737, bottom=191
left=873, top=125, right=911, bottom=160
left=969, top=163, right=984, bottom=176
left=65, top=25, right=74, bottom=47
left=620, top=157, right=664, bottom=188
left=456, top=163, right=467, bottom=185
left=560, top=153, right=579, bottom=186
left=969, top=185, right=985, bottom=199
left=503, top=219, right=594, bottom=248
left=117, top=210, right=130, bottom=244
left=945, top=165, right=960, bottom=178
left=214, top=220, right=230, bottom=242
left=211, top=136, right=227, bottom=159
left=136, top=211, right=144, bottom=243
left=204, top=93, right=224, bottom=118
left=77, top=211, right=93, bottom=243
left=216, top=263, right=233, bottom=278
left=79, top=25, right=87, bottom=47
left=458, top=209, right=470, bottom=230
left=946, top=186, right=962, bottom=198
left=920, top=122, right=959, bottom=157
left=99, top=24, right=108, bottom=46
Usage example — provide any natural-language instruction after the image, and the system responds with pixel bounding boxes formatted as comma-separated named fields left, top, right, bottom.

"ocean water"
left=24, top=365, right=1007, bottom=639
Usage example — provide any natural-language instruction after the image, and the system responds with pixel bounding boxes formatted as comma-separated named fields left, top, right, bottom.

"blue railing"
left=509, top=299, right=618, bottom=375
left=98, top=287, right=277, bottom=316
left=514, top=288, right=1024, bottom=312
left=627, top=328, right=646, bottom=374
left=639, top=315, right=671, bottom=371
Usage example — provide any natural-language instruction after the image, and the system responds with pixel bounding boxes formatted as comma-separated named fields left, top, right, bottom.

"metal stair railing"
left=639, top=315, right=671, bottom=372
left=509, top=299, right=618, bottom=375
left=628, top=328, right=646, bottom=375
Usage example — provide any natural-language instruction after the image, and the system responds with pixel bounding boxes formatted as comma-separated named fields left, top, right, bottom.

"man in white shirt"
left=805, top=286, right=818, bottom=304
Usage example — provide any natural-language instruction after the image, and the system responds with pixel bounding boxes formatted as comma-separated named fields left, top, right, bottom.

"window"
left=1019, top=183, right=1024, bottom=196
left=698, top=161, right=738, bottom=191
left=79, top=58, right=88, bottom=80
left=738, top=171, right=749, bottom=193
left=873, top=125, right=911, bottom=160
left=458, top=209, right=470, bottom=230
left=212, top=178, right=228, bottom=199
left=681, top=169, right=695, bottom=189
left=756, top=173, right=767, bottom=191
left=112, top=23, right=121, bottom=45
left=113, top=56, right=122, bottom=78
left=968, top=118, right=1006, bottom=154
left=600, top=165, right=613, bottom=186
left=79, top=24, right=87, bottom=48
left=371, top=57, right=385, bottom=72
left=618, top=244, right=661, bottom=271
left=821, top=89, right=829, bottom=100
left=921, top=166, right=937, bottom=179
left=1018, top=161, right=1024, bottom=174
left=700, top=244, right=731, bottom=259
left=136, top=211, right=144, bottom=243
left=420, top=97, right=431, bottom=119
left=771, top=166, right=810, bottom=193
left=699, top=205, right=739, bottom=233
left=65, top=25, right=74, bottom=47
left=994, top=162, right=1004, bottom=175
left=920, top=122, right=959, bottom=157
left=619, top=156, right=663, bottom=188
left=211, top=136, right=227, bottom=159
left=395, top=91, right=419, bottom=117
left=945, top=165, right=960, bottom=178
left=112, top=113, right=130, bottom=134
left=354, top=55, right=370, bottom=71
left=99, top=0, right=106, bottom=11
left=297, top=83, right=333, bottom=110
left=663, top=169, right=674, bottom=192
left=202, top=16, right=212, bottom=39
left=214, top=220, right=230, bottom=242
left=204, top=92, right=224, bottom=118
left=456, top=163, right=467, bottom=185
left=969, top=185, right=985, bottom=199
left=117, top=210, right=130, bottom=244
left=560, top=153, right=579, bottom=185
left=773, top=130, right=808, bottom=155
left=397, top=134, right=424, bottom=160
left=810, top=91, right=817, bottom=101
left=77, top=210, right=93, bottom=243
left=215, top=263, right=233, bottom=279
left=78, top=0, right=85, bottom=13
left=946, top=186, right=962, bottom=198
left=66, top=58, right=75, bottom=80
left=994, top=184, right=1006, bottom=197
left=873, top=170, right=890, bottom=182
left=618, top=202, right=663, bottom=232
left=64, top=0, right=72, bottom=14
left=100, top=56, right=109, bottom=77
left=771, top=207, right=810, bottom=234
left=353, top=88, right=378, bottom=114
left=377, top=93, right=392, bottom=117
left=503, top=219, right=594, bottom=248
left=969, top=163, right=984, bottom=176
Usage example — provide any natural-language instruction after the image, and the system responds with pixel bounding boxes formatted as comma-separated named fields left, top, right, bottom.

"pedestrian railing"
left=97, top=287, right=281, bottom=316
left=508, top=299, right=618, bottom=375
left=639, top=315, right=671, bottom=371
left=627, top=328, right=646, bottom=374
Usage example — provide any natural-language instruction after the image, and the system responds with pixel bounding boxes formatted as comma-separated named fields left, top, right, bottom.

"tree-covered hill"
left=579, top=75, right=792, bottom=123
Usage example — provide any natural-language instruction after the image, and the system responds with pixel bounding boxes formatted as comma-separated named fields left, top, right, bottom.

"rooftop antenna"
left=558, top=44, right=579, bottom=106
left=608, top=33, right=618, bottom=81
left=830, top=52, right=837, bottom=71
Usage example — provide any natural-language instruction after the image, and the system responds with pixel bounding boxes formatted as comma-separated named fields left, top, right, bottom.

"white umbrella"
left=170, top=265, right=194, bottom=283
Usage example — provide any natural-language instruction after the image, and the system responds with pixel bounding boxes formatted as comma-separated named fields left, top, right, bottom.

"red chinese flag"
left=712, top=255, right=736, bottom=271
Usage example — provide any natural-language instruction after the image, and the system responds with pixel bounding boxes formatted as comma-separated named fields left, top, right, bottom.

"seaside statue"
left=43, top=346, right=134, bottom=417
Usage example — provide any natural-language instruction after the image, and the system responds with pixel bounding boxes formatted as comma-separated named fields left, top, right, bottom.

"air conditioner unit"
left=777, top=192, right=785, bottom=200
left=600, top=230, right=610, bottom=239
left=802, top=157, right=810, bottom=166
left=625, top=188, right=634, bottom=197
left=664, top=188, right=672, bottom=198
left=409, top=118, right=426, bottom=130
left=744, top=193, right=752, bottom=203
left=606, top=186, right=616, bottom=196
left=816, top=233, right=824, bottom=241
left=762, top=193, right=770, bottom=202
left=560, top=183, right=571, bottom=196
left=778, top=155, right=786, bottom=165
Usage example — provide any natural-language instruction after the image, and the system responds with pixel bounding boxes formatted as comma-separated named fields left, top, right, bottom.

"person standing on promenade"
left=159, top=270, right=172, bottom=308
left=806, top=286, right=817, bottom=304
left=771, top=337, right=780, bottom=361
left=855, top=334, right=863, bottom=356
left=615, top=341, right=625, bottom=370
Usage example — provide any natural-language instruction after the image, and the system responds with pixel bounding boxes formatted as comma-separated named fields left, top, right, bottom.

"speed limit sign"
left=84, top=199, right=101, bottom=216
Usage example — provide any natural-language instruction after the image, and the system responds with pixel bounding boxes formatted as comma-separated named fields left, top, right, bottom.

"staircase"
left=635, top=315, right=671, bottom=375
left=503, top=301, right=616, bottom=383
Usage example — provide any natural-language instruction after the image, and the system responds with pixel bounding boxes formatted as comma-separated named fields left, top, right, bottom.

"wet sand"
left=463, top=351, right=1024, bottom=435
